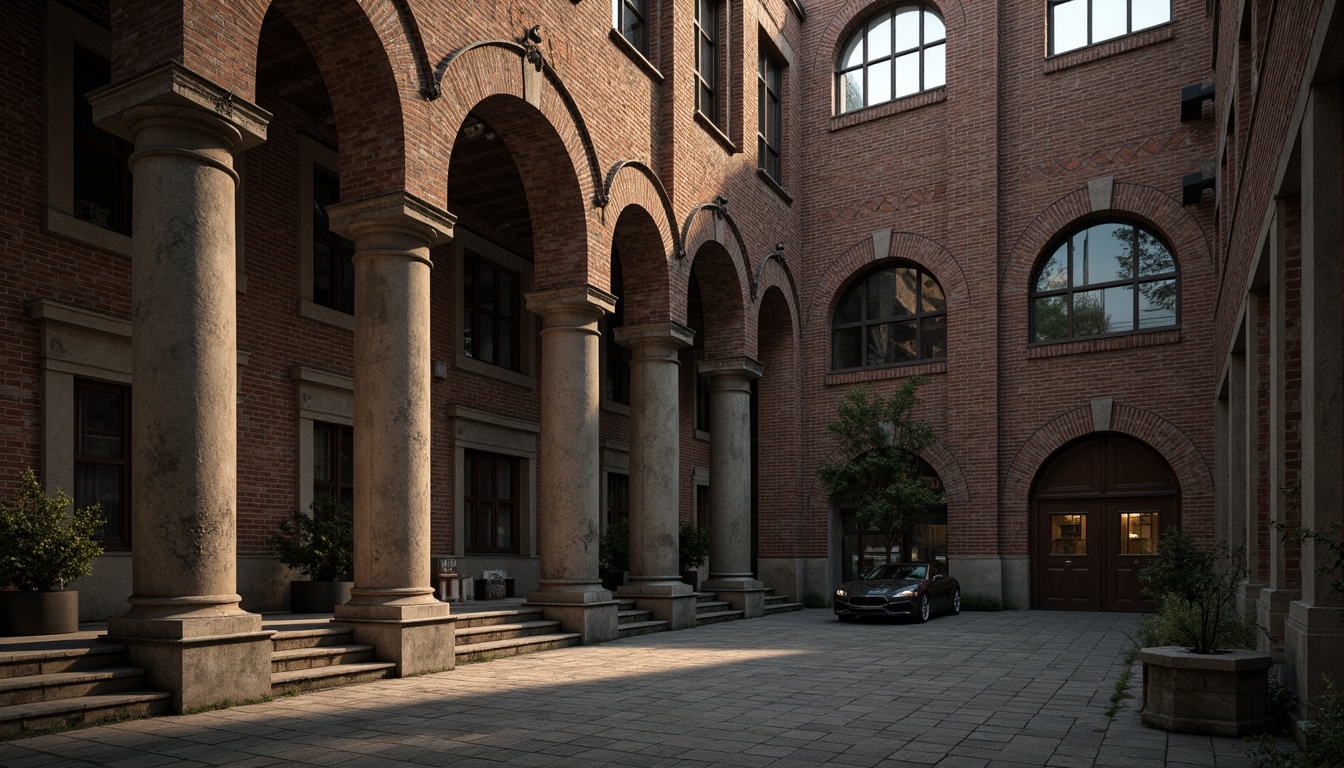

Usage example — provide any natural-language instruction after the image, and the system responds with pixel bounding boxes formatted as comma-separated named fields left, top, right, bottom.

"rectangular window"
left=312, top=167, right=355, bottom=314
left=695, top=0, right=720, bottom=121
left=696, top=372, right=712, bottom=434
left=72, top=46, right=132, bottom=235
left=313, top=422, right=354, bottom=508
left=463, top=250, right=522, bottom=372
left=606, top=472, right=629, bottom=528
left=74, top=380, right=130, bottom=548
left=1048, top=0, right=1171, bottom=55
left=614, top=0, right=650, bottom=56
left=464, top=449, right=520, bottom=555
left=757, top=46, right=783, bottom=183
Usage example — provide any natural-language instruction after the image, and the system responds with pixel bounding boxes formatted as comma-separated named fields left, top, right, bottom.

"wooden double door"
left=1032, top=434, right=1178, bottom=612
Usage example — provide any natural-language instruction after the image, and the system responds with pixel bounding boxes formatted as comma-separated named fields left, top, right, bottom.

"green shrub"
left=1139, top=529, right=1249, bottom=653
left=268, top=494, right=354, bottom=581
left=599, top=519, right=629, bottom=574
left=0, top=468, right=104, bottom=591
left=801, top=592, right=832, bottom=609
left=678, top=523, right=709, bottom=573
left=1246, top=675, right=1344, bottom=768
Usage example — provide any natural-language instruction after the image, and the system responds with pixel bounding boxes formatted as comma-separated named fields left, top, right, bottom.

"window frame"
left=464, top=448, right=522, bottom=555
left=297, top=136, right=355, bottom=330
left=1028, top=220, right=1181, bottom=344
left=74, top=378, right=131, bottom=549
left=831, top=261, right=948, bottom=372
left=312, top=422, right=354, bottom=507
left=453, top=228, right=537, bottom=389
left=835, top=3, right=947, bottom=115
left=1047, top=0, right=1172, bottom=56
left=757, top=43, right=783, bottom=184
left=695, top=0, right=722, bottom=124
left=614, top=0, right=651, bottom=58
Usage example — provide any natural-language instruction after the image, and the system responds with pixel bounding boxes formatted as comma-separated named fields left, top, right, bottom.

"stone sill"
left=756, top=168, right=794, bottom=205
left=694, top=111, right=738, bottom=154
left=1044, top=23, right=1174, bottom=74
left=608, top=29, right=663, bottom=83
left=829, top=87, right=946, bottom=132
left=1025, top=328, right=1181, bottom=359
left=455, top=352, right=536, bottom=390
left=44, top=207, right=132, bottom=258
left=299, top=299, right=355, bottom=332
left=825, top=360, right=946, bottom=386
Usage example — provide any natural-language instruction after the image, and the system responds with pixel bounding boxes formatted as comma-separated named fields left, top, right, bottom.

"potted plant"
left=1137, top=529, right=1273, bottom=736
left=0, top=468, right=104, bottom=636
left=269, top=494, right=354, bottom=613
left=599, top=519, right=629, bottom=591
left=679, top=523, right=710, bottom=590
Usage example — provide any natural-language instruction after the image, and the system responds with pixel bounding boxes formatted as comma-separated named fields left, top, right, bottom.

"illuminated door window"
left=1050, top=513, right=1087, bottom=555
left=1119, top=511, right=1158, bottom=555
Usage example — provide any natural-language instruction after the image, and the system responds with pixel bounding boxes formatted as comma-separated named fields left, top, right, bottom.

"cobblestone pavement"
left=0, top=608, right=1278, bottom=767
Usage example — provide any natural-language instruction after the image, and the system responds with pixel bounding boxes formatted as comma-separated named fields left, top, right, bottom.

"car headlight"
left=836, top=589, right=846, bottom=597
left=895, top=589, right=916, bottom=598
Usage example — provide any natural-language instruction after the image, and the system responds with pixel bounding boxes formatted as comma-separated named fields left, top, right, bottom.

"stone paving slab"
left=0, top=609, right=1294, bottom=766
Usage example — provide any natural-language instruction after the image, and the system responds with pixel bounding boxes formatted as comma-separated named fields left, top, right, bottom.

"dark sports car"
left=834, top=562, right=960, bottom=622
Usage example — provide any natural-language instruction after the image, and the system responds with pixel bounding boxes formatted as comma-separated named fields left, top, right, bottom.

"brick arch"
left=922, top=441, right=970, bottom=520
left=609, top=205, right=674, bottom=325
left=810, top=0, right=968, bottom=75
left=805, top=231, right=970, bottom=341
left=680, top=206, right=753, bottom=356
left=1001, top=403, right=1213, bottom=520
left=598, top=161, right=679, bottom=319
left=748, top=263, right=801, bottom=347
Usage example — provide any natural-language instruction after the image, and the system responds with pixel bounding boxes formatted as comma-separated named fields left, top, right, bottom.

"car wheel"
left=917, top=593, right=930, bottom=623
left=951, top=589, right=961, bottom=615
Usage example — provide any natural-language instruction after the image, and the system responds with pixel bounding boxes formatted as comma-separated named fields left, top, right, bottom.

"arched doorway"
left=839, top=459, right=947, bottom=582
left=1031, top=433, right=1178, bottom=611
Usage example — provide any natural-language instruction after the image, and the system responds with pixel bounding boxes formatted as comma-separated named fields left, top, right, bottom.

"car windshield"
left=866, top=564, right=926, bottom=581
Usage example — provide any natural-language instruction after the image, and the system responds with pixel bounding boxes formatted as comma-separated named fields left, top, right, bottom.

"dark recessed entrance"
left=1031, top=433, right=1178, bottom=612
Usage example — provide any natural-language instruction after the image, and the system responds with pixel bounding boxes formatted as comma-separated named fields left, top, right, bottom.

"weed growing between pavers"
left=2, top=710, right=146, bottom=742
left=1105, top=643, right=1140, bottom=719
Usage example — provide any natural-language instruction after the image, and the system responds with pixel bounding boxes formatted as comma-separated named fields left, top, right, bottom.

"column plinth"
left=327, top=192, right=456, bottom=676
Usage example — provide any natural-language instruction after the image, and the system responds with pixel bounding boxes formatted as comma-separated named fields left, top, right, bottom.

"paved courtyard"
left=0, top=608, right=1273, bottom=767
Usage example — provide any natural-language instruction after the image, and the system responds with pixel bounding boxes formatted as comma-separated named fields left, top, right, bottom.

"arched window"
left=1030, top=221, right=1178, bottom=343
left=836, top=4, right=946, bottom=114
left=832, top=262, right=946, bottom=370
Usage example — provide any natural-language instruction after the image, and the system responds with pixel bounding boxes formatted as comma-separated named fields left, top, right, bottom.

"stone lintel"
left=697, top=356, right=765, bottom=380
left=526, top=284, right=618, bottom=319
left=613, top=321, right=695, bottom=349
left=88, top=61, right=270, bottom=148
left=326, top=191, right=455, bottom=246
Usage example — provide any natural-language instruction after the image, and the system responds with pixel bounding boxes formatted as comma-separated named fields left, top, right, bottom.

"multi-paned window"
left=758, top=46, right=783, bottom=183
left=313, top=423, right=354, bottom=508
left=1048, top=0, right=1171, bottom=55
left=695, top=0, right=721, bottom=122
left=606, top=472, right=630, bottom=528
left=1030, top=221, right=1179, bottom=343
left=614, top=0, right=651, bottom=57
left=72, top=46, right=132, bottom=235
left=832, top=263, right=947, bottom=370
left=836, top=4, right=946, bottom=114
left=463, top=250, right=522, bottom=372
left=464, top=449, right=520, bottom=555
left=74, top=380, right=130, bottom=547
left=312, top=166, right=355, bottom=314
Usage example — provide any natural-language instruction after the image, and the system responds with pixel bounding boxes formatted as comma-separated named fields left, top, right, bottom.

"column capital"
left=698, top=356, right=765, bottom=381
left=526, top=284, right=617, bottom=321
left=89, top=62, right=270, bottom=149
left=327, top=191, right=455, bottom=247
left=614, top=321, right=695, bottom=350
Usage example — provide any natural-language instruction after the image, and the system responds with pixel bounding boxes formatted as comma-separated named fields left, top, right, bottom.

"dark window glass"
left=312, top=167, right=355, bottom=314
left=607, top=472, right=629, bottom=528
left=463, top=251, right=522, bottom=371
left=313, top=423, right=354, bottom=509
left=758, top=47, right=783, bottom=183
left=606, top=249, right=631, bottom=405
left=615, top=0, right=651, bottom=56
left=836, top=4, right=946, bottom=114
left=696, top=370, right=712, bottom=433
left=831, top=263, right=948, bottom=370
left=75, top=380, right=130, bottom=547
left=1029, top=221, right=1179, bottom=343
left=1048, top=0, right=1171, bottom=55
left=464, top=449, right=521, bottom=555
left=72, top=47, right=132, bottom=234
left=695, top=0, right=719, bottom=121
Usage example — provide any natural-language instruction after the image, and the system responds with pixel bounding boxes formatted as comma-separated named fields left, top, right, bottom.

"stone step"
left=270, top=644, right=375, bottom=674
left=617, top=620, right=668, bottom=638
left=0, top=643, right=126, bottom=681
left=764, top=595, right=787, bottom=605
left=271, top=662, right=396, bottom=697
left=695, top=610, right=744, bottom=625
left=270, top=627, right=355, bottom=652
left=0, top=667, right=147, bottom=708
left=617, top=609, right=653, bottom=625
left=455, top=632, right=581, bottom=664
left=695, top=600, right=732, bottom=614
left=764, top=602, right=804, bottom=615
left=455, top=620, right=564, bottom=646
left=0, top=691, right=171, bottom=740
left=452, top=608, right=546, bottom=630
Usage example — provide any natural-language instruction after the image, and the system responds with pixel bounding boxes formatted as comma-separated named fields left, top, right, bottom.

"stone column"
left=615, top=322, right=698, bottom=629
left=1239, top=305, right=1266, bottom=624
left=699, top=357, right=766, bottom=618
left=525, top=285, right=619, bottom=642
left=1286, top=83, right=1344, bottom=724
left=88, top=63, right=272, bottom=712
left=327, top=193, right=456, bottom=676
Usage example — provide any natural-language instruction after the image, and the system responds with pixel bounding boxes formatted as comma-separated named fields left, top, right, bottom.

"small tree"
left=815, top=379, right=940, bottom=564
left=0, top=468, right=104, bottom=591
left=678, top=522, right=710, bottom=573
left=1138, top=529, right=1253, bottom=654
left=268, top=494, right=354, bottom=582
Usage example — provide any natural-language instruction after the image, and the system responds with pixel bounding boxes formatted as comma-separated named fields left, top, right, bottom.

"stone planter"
left=289, top=580, right=353, bottom=614
left=0, top=589, right=79, bottom=636
left=1140, top=646, right=1275, bottom=736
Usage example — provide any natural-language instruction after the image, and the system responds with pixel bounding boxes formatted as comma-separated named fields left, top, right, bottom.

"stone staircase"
left=617, top=599, right=669, bottom=637
left=764, top=589, right=804, bottom=615
left=269, top=625, right=395, bottom=696
left=694, top=592, right=744, bottom=624
left=0, top=638, right=171, bottom=739
left=453, top=606, right=580, bottom=663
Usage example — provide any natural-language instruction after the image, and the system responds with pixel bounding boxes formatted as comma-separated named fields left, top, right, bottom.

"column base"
left=104, top=610, right=272, bottom=713
left=334, top=595, right=455, bottom=677
left=526, top=590, right=619, bottom=642
left=1237, top=580, right=1266, bottom=625
left=1256, top=587, right=1299, bottom=660
left=1284, top=600, right=1344, bottom=725
left=701, top=579, right=766, bottom=618
left=618, top=583, right=698, bottom=630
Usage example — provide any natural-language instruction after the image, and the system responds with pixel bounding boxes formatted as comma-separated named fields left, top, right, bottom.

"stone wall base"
left=1256, top=587, right=1299, bottom=661
left=1284, top=600, right=1344, bottom=724
left=334, top=600, right=455, bottom=676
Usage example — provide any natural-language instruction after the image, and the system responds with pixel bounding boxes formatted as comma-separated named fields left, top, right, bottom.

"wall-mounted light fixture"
left=1180, top=82, right=1215, bottom=122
